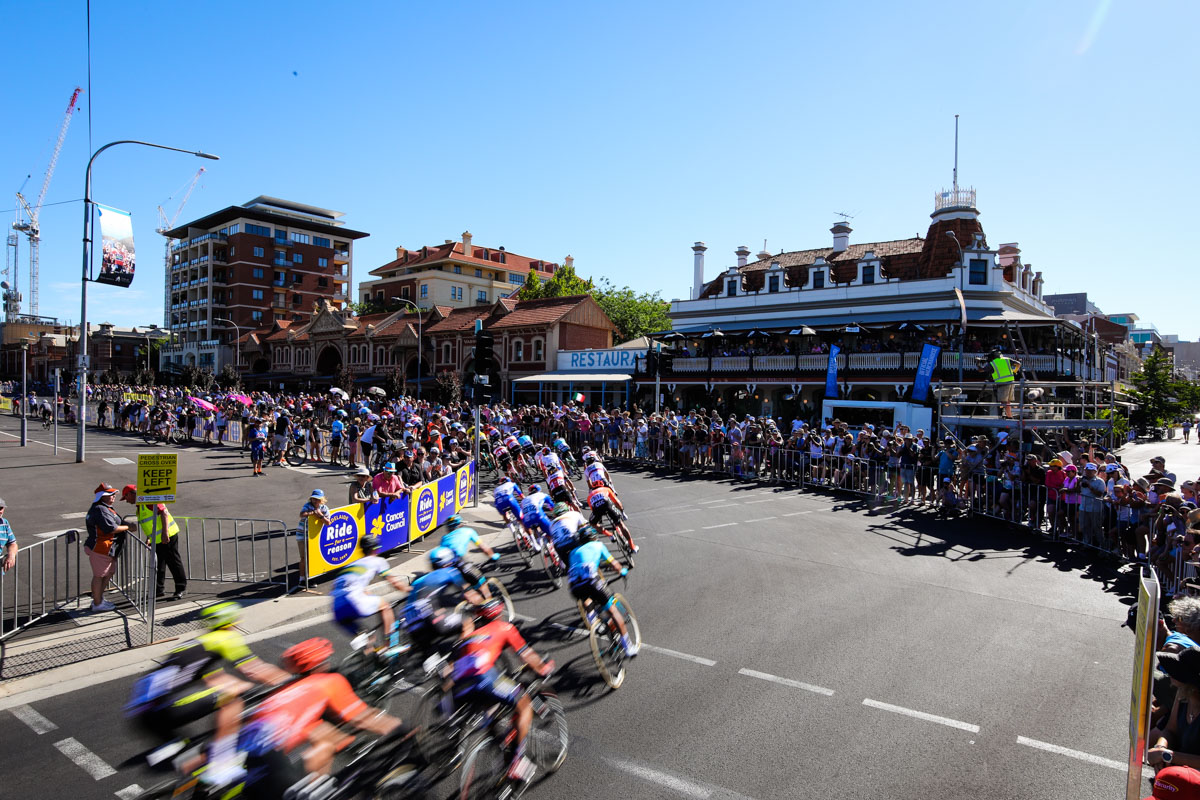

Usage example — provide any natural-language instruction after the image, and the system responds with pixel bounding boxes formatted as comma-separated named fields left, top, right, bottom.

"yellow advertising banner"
left=0, top=397, right=11, bottom=413
left=122, top=392, right=154, bottom=405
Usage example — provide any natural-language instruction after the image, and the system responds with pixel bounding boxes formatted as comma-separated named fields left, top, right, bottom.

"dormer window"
left=862, top=265, right=875, bottom=285
left=813, top=271, right=825, bottom=289
left=726, top=279, right=738, bottom=297
left=969, top=259, right=988, bottom=285
left=768, top=275, right=780, bottom=293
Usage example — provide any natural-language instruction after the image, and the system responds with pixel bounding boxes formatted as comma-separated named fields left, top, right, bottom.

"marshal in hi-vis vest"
left=137, top=503, right=180, bottom=544
left=990, top=356, right=1016, bottom=384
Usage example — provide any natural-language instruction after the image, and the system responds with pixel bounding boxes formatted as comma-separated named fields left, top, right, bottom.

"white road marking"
left=605, top=758, right=757, bottom=799
left=60, top=512, right=86, bottom=519
left=54, top=737, right=117, bottom=780
left=703, top=504, right=741, bottom=509
left=698, top=498, right=731, bottom=505
left=10, top=704, right=58, bottom=734
left=33, top=529, right=74, bottom=539
left=0, top=429, right=75, bottom=452
left=742, top=498, right=776, bottom=505
left=115, top=786, right=145, bottom=800
left=862, top=698, right=980, bottom=733
left=656, top=529, right=695, bottom=536
left=1016, top=735, right=1126, bottom=771
left=782, top=511, right=813, bottom=517
left=744, top=516, right=777, bottom=523
left=641, top=644, right=716, bottom=666
left=738, top=668, right=835, bottom=696
left=103, top=457, right=133, bottom=465
left=701, top=522, right=738, bottom=530
left=549, top=621, right=586, bottom=637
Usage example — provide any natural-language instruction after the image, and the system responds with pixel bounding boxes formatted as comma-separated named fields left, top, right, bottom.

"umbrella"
left=788, top=327, right=818, bottom=336
left=660, top=332, right=685, bottom=341
left=228, top=394, right=253, bottom=406
left=189, top=397, right=216, bottom=412
left=329, top=387, right=348, bottom=399
left=745, top=329, right=773, bottom=338
left=701, top=330, right=725, bottom=338
left=367, top=386, right=387, bottom=398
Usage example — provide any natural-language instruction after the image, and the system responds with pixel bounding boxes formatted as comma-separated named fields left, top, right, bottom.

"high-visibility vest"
left=137, top=503, right=180, bottom=544
left=991, top=357, right=1015, bottom=384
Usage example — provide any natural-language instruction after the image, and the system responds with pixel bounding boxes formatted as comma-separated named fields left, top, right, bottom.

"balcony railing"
left=847, top=353, right=902, bottom=370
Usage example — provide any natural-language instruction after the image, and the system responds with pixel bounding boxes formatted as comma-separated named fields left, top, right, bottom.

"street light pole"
left=20, top=342, right=28, bottom=447
left=213, top=317, right=242, bottom=376
left=77, top=140, right=218, bottom=462
left=391, top=297, right=423, bottom=400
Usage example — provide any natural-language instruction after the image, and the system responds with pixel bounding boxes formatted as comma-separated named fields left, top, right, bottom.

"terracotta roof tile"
left=488, top=295, right=586, bottom=329
left=368, top=240, right=559, bottom=278
left=425, top=306, right=493, bottom=334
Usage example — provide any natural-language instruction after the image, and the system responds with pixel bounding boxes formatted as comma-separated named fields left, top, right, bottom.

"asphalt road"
left=0, top=455, right=1142, bottom=799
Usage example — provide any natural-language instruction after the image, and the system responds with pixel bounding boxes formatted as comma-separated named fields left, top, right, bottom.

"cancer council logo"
left=320, top=510, right=359, bottom=567
left=415, top=485, right=436, bottom=532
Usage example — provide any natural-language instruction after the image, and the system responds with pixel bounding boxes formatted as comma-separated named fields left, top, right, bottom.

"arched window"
left=532, top=338, right=544, bottom=361
left=512, top=340, right=524, bottom=362
left=376, top=347, right=384, bottom=365
left=443, top=342, right=452, bottom=363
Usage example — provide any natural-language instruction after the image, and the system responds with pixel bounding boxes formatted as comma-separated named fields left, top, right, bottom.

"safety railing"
left=113, top=519, right=157, bottom=635
left=174, top=516, right=298, bottom=591
left=0, top=530, right=84, bottom=641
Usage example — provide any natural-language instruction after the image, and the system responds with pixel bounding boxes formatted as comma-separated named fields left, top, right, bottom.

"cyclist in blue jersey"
left=331, top=535, right=409, bottom=653
left=440, top=515, right=498, bottom=595
left=568, top=528, right=637, bottom=657
left=329, top=411, right=346, bottom=463
left=492, top=476, right=525, bottom=525
left=520, top=485, right=554, bottom=543
left=402, top=546, right=479, bottom=657
left=515, top=431, right=535, bottom=459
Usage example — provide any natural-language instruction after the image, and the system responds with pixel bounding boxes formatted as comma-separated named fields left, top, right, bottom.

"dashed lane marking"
left=742, top=498, right=776, bottom=505
left=54, top=737, right=117, bottom=780
left=782, top=511, right=813, bottom=517
left=862, top=698, right=980, bottom=733
left=738, top=668, right=835, bottom=696
left=1015, top=736, right=1126, bottom=771
left=701, top=522, right=738, bottom=530
left=641, top=644, right=717, bottom=666
left=655, top=529, right=695, bottom=536
left=116, top=786, right=145, bottom=800
left=698, top=498, right=731, bottom=505
left=33, top=529, right=74, bottom=539
left=10, top=704, right=58, bottom=734
left=605, top=757, right=758, bottom=799
left=60, top=512, right=86, bottom=519
left=743, top=516, right=777, bottom=523
left=703, top=504, right=741, bottom=509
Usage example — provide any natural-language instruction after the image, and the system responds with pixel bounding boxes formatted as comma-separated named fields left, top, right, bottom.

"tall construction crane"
left=156, top=167, right=206, bottom=328
left=11, top=86, right=83, bottom=318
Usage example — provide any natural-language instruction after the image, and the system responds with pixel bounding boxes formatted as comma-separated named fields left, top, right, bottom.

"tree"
left=383, top=365, right=406, bottom=399
left=217, top=363, right=241, bottom=390
left=593, top=278, right=672, bottom=344
left=516, top=270, right=543, bottom=300
left=434, top=369, right=462, bottom=405
left=1130, top=346, right=1188, bottom=429
left=518, top=263, right=592, bottom=301
left=334, top=363, right=355, bottom=393
left=133, top=368, right=156, bottom=387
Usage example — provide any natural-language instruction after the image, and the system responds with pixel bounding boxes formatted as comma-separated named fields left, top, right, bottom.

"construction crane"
left=156, top=167, right=206, bottom=328
left=11, top=87, right=83, bottom=317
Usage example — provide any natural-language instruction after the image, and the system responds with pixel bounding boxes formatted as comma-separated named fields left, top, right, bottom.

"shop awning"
left=512, top=372, right=633, bottom=383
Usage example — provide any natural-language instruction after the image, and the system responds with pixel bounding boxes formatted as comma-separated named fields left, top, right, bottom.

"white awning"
left=512, top=372, right=633, bottom=383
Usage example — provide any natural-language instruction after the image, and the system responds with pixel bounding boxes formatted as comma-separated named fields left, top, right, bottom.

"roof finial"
left=953, top=114, right=960, bottom=193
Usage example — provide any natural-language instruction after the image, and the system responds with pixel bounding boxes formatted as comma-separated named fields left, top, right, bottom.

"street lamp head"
left=945, top=231, right=958, bottom=239
left=196, top=152, right=220, bottom=160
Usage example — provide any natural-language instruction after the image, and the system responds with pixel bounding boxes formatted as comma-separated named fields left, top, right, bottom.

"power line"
left=0, top=198, right=82, bottom=215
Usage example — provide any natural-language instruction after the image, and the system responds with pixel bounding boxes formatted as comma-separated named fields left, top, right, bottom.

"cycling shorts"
left=454, top=559, right=486, bottom=590
left=522, top=444, right=537, bottom=457
left=589, top=506, right=622, bottom=530
left=332, top=591, right=384, bottom=636
left=137, top=682, right=224, bottom=738
left=523, top=512, right=551, bottom=537
left=550, top=485, right=574, bottom=505
left=453, top=666, right=523, bottom=708
left=569, top=573, right=614, bottom=610
left=494, top=496, right=522, bottom=520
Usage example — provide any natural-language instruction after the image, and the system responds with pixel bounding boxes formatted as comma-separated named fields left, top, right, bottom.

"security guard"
left=986, top=348, right=1021, bottom=420
left=122, top=484, right=187, bottom=600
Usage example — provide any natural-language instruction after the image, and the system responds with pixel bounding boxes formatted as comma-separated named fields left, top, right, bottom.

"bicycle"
left=321, top=437, right=351, bottom=467
left=455, top=574, right=514, bottom=622
left=576, top=583, right=640, bottom=689
left=538, top=537, right=567, bottom=591
left=143, top=426, right=183, bottom=446
left=508, top=518, right=537, bottom=568
left=599, top=514, right=635, bottom=570
left=285, top=436, right=307, bottom=467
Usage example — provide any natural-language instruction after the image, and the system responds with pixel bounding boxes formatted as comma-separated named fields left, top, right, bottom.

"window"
left=512, top=340, right=524, bottom=362
left=313, top=236, right=330, bottom=248
left=253, top=246, right=264, bottom=258
left=420, top=284, right=428, bottom=299
left=292, top=253, right=303, bottom=264
left=252, top=289, right=264, bottom=300
left=274, top=250, right=287, bottom=265
left=114, top=343, right=122, bottom=353
left=862, top=265, right=875, bottom=285
left=275, top=229, right=289, bottom=243
left=533, top=339, right=544, bottom=360
left=401, top=286, right=411, bottom=299
left=451, top=286, right=463, bottom=301
left=813, top=271, right=825, bottom=289
left=477, top=290, right=487, bottom=303
left=318, top=257, right=328, bottom=267
left=969, top=258, right=988, bottom=285
left=317, top=277, right=328, bottom=288
left=768, top=275, right=780, bottom=293
left=251, top=310, right=264, bottom=321
left=253, top=267, right=265, bottom=279
left=274, top=293, right=285, bottom=306
left=443, top=343, right=452, bottom=362
left=726, top=279, right=738, bottom=297
left=509, top=273, right=523, bottom=285
left=291, top=233, right=310, bottom=245
left=291, top=273, right=302, bottom=285
left=246, top=224, right=271, bottom=237
left=475, top=269, right=482, bottom=278
left=292, top=294, right=302, bottom=306
left=219, top=224, right=239, bottom=236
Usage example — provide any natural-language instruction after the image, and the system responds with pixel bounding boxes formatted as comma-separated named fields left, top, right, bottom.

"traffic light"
left=475, top=330, right=495, bottom=372
left=659, top=350, right=675, bottom=373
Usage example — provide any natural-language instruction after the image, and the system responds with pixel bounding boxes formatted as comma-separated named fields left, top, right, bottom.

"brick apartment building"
left=160, top=196, right=368, bottom=373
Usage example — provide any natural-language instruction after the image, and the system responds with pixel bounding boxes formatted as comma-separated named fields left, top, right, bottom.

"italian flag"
left=573, top=392, right=585, bottom=403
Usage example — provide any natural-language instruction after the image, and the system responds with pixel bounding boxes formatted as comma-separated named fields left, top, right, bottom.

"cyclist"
left=539, top=445, right=579, bottom=495
left=448, top=600, right=555, bottom=784
left=586, top=483, right=637, bottom=553
left=401, top=547, right=480, bottom=660
left=331, top=535, right=410, bottom=654
left=329, top=410, right=346, bottom=463
left=246, top=637, right=407, bottom=792
left=567, top=528, right=638, bottom=658
left=125, top=602, right=290, bottom=786
left=516, top=431, right=536, bottom=462
left=492, top=439, right=519, bottom=481
left=520, top=484, right=554, bottom=545
left=584, top=451, right=613, bottom=490
left=547, top=502, right=586, bottom=565
left=546, top=467, right=580, bottom=512
left=440, top=515, right=500, bottom=593
left=493, top=476, right=525, bottom=525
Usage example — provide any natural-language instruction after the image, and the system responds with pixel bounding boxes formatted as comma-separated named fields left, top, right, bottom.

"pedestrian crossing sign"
left=137, top=453, right=178, bottom=503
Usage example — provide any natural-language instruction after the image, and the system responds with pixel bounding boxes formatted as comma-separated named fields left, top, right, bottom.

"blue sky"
left=6, top=0, right=1197, bottom=336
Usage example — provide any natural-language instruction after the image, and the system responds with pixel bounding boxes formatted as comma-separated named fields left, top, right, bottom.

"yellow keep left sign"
left=137, top=452, right=178, bottom=503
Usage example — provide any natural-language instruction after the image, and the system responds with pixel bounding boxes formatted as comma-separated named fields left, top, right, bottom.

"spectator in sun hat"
left=84, top=483, right=129, bottom=612
left=1153, top=456, right=1179, bottom=485
left=1148, top=647, right=1200, bottom=776
left=295, top=489, right=331, bottom=582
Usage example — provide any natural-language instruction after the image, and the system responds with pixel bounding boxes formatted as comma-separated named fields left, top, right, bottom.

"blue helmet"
left=445, top=514, right=462, bottom=530
left=430, top=546, right=455, bottom=568
left=529, top=485, right=541, bottom=494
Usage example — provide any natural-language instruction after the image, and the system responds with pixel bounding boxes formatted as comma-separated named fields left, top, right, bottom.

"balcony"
left=273, top=258, right=290, bottom=267
left=189, top=232, right=227, bottom=247
left=331, top=291, right=347, bottom=301
left=333, top=249, right=350, bottom=261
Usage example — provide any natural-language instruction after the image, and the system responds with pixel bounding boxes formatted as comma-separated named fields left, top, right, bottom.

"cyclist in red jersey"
left=449, top=601, right=555, bottom=783
left=586, top=484, right=637, bottom=552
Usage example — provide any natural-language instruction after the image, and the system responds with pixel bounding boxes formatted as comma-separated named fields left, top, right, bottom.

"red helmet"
left=282, top=637, right=333, bottom=673
left=477, top=599, right=506, bottom=623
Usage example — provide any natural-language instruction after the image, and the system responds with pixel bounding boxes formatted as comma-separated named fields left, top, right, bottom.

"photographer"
left=980, top=348, right=1021, bottom=420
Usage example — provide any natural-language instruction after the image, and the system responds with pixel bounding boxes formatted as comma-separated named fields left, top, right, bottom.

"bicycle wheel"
left=142, top=430, right=158, bottom=445
left=509, top=522, right=535, bottom=567
left=609, top=527, right=635, bottom=570
left=611, top=593, right=641, bottom=647
left=286, top=445, right=306, bottom=467
left=527, top=690, right=569, bottom=774
left=588, top=612, right=627, bottom=689
left=412, top=685, right=458, bottom=770
left=484, top=577, right=514, bottom=621
left=540, top=542, right=564, bottom=590
left=459, top=734, right=508, bottom=800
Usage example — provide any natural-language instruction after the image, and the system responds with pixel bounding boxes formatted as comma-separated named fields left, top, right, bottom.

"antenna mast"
left=953, top=114, right=959, bottom=193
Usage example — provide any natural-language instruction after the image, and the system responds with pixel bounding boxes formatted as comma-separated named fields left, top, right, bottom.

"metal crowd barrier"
left=0, top=530, right=84, bottom=641
left=113, top=524, right=157, bottom=635
left=174, top=516, right=299, bottom=592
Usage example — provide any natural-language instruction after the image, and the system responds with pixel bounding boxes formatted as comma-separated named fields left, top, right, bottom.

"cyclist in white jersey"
left=539, top=446, right=578, bottom=496
left=331, top=535, right=409, bottom=653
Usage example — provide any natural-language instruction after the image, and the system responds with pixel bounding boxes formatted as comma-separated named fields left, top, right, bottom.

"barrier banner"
left=911, top=343, right=941, bottom=402
left=1126, top=568, right=1160, bottom=800
left=122, top=392, right=154, bottom=405
left=824, top=344, right=841, bottom=398
left=307, top=460, right=476, bottom=578
left=0, top=397, right=11, bottom=412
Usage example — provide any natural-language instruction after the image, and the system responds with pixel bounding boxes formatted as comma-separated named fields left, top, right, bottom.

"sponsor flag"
left=912, top=343, right=941, bottom=402
left=824, top=344, right=840, bottom=398
left=94, top=204, right=136, bottom=287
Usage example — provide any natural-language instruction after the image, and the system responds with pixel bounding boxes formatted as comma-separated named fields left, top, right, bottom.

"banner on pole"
left=94, top=204, right=136, bottom=287
left=824, top=345, right=840, bottom=398
left=912, top=343, right=941, bottom=402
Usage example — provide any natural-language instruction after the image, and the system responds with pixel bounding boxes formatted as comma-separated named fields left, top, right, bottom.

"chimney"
left=831, top=222, right=852, bottom=253
left=692, top=242, right=707, bottom=300
left=735, top=245, right=750, bottom=268
left=564, top=255, right=574, bottom=269
left=395, top=246, right=405, bottom=260
left=462, top=230, right=473, bottom=256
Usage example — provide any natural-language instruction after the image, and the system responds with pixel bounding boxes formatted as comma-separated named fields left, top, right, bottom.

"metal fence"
left=174, top=516, right=299, bottom=591
left=112, top=523, right=158, bottom=636
left=0, top=530, right=84, bottom=641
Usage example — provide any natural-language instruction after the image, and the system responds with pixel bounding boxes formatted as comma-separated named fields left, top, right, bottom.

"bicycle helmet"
left=477, top=599, right=506, bottom=623
left=584, top=452, right=597, bottom=464
left=551, top=502, right=570, bottom=518
left=445, top=514, right=462, bottom=530
left=529, top=485, right=541, bottom=494
left=360, top=534, right=381, bottom=555
left=577, top=525, right=599, bottom=543
left=282, top=637, right=333, bottom=674
left=430, top=546, right=456, bottom=569
left=200, top=601, right=241, bottom=630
